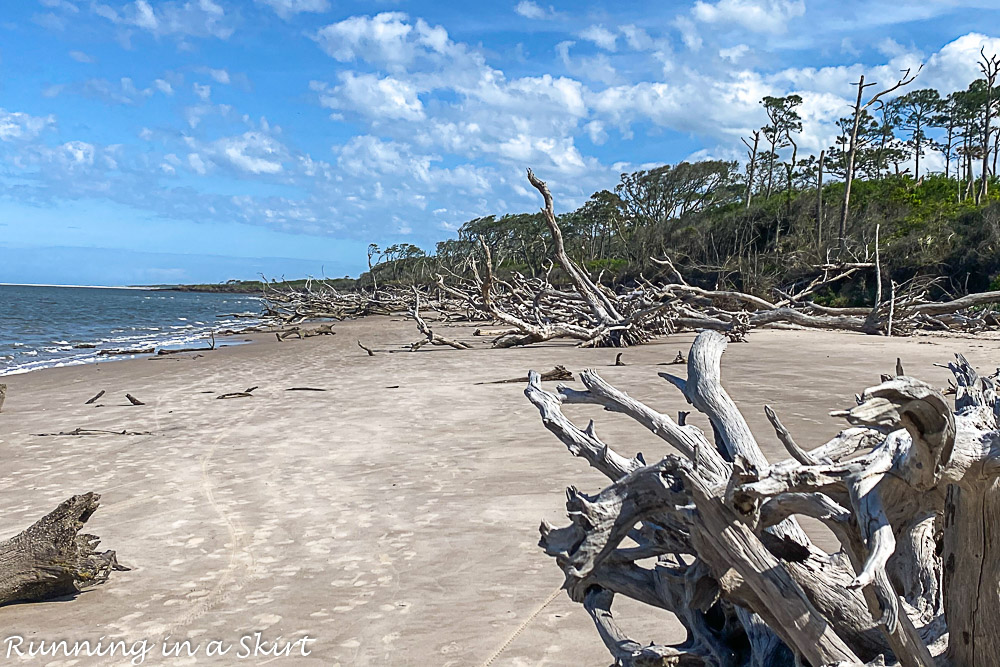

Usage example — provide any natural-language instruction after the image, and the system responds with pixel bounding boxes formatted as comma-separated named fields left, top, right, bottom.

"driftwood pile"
left=525, top=330, right=1000, bottom=666
left=259, top=170, right=1000, bottom=349
left=263, top=279, right=412, bottom=324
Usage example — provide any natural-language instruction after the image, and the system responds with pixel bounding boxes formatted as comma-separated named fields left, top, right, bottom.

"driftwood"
left=408, top=288, right=472, bottom=351
left=0, top=493, right=127, bottom=606
left=217, top=386, right=259, bottom=400
left=32, top=428, right=152, bottom=437
left=286, top=387, right=326, bottom=392
left=358, top=340, right=375, bottom=356
left=433, top=171, right=673, bottom=349
left=99, top=347, right=154, bottom=356
left=477, top=365, right=573, bottom=385
left=525, top=330, right=1000, bottom=666
left=84, top=390, right=105, bottom=405
left=0, top=383, right=5, bottom=413
left=125, top=394, right=144, bottom=406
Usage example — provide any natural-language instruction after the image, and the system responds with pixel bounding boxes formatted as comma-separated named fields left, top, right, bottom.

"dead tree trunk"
left=743, top=131, right=761, bottom=208
left=0, top=493, right=126, bottom=606
left=839, top=69, right=920, bottom=254
left=525, top=330, right=1000, bottom=665
left=817, top=149, right=825, bottom=249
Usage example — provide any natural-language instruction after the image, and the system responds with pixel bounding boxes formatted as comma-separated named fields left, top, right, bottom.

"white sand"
left=0, top=317, right=995, bottom=665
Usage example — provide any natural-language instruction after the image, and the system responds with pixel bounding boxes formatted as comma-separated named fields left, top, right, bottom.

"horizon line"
left=0, top=282, right=163, bottom=290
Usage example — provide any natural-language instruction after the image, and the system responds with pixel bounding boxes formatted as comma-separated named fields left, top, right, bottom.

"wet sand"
left=0, top=317, right=996, bottom=666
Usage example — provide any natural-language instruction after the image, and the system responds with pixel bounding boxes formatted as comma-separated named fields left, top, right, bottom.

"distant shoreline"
left=0, top=283, right=162, bottom=290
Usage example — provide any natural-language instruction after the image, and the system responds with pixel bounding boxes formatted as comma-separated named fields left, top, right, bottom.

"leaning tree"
left=526, top=330, right=1000, bottom=666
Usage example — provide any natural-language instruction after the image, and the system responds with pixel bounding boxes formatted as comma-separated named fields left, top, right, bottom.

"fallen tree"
left=259, top=174, right=1000, bottom=348
left=525, top=330, right=1000, bottom=666
left=1, top=492, right=126, bottom=606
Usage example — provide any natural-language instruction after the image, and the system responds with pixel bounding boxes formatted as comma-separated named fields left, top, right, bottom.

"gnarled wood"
left=0, top=493, right=126, bottom=606
left=525, top=333, right=1000, bottom=666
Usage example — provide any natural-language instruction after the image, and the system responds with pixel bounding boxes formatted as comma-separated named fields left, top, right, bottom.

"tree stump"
left=525, top=330, right=1000, bottom=666
left=0, top=492, right=127, bottom=606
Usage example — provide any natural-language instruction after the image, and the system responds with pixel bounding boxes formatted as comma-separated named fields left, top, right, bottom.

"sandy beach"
left=1, top=317, right=997, bottom=666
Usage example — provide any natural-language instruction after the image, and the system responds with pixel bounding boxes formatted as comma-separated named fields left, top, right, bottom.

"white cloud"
left=211, top=132, right=286, bottom=175
left=93, top=0, right=234, bottom=40
left=719, top=44, right=750, bottom=62
left=0, top=109, right=56, bottom=142
left=313, top=13, right=414, bottom=67
left=921, top=33, right=1000, bottom=94
left=313, top=73, right=425, bottom=121
left=256, top=0, right=330, bottom=19
left=514, top=1, right=556, bottom=20
left=62, top=141, right=96, bottom=166
left=154, top=79, right=175, bottom=95
left=692, top=0, right=805, bottom=34
left=193, top=83, right=212, bottom=101
left=69, top=50, right=94, bottom=63
left=67, top=77, right=156, bottom=105
left=203, top=68, right=230, bottom=84
left=183, top=103, right=232, bottom=128
left=674, top=16, right=702, bottom=51
left=40, top=0, right=80, bottom=12
left=619, top=25, right=653, bottom=51
left=578, top=25, right=617, bottom=52
left=188, top=152, right=207, bottom=174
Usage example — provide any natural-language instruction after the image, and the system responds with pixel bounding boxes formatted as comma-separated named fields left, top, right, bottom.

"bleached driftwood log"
left=0, top=492, right=126, bottom=606
left=408, top=288, right=471, bottom=351
left=526, top=330, right=1000, bottom=666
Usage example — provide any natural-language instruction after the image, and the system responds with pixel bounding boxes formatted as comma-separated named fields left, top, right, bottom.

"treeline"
left=359, top=51, right=1000, bottom=304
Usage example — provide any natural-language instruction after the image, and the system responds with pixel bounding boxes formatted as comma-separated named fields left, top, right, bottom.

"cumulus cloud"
left=691, top=0, right=805, bottom=34
left=0, top=109, right=56, bottom=142
left=211, top=131, right=286, bottom=175
left=9, top=2, right=1000, bottom=251
left=313, top=13, right=417, bottom=67
left=313, top=73, right=425, bottom=121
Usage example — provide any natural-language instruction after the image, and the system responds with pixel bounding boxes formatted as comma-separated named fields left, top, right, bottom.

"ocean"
left=0, top=285, right=264, bottom=376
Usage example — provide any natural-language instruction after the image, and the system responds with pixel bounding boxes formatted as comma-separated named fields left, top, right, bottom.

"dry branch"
left=478, top=365, right=573, bottom=385
left=525, top=331, right=1000, bottom=666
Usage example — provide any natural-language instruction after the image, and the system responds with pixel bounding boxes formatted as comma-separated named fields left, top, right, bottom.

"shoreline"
left=3, top=318, right=1000, bottom=664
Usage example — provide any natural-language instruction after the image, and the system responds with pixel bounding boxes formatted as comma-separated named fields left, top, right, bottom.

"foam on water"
left=0, top=285, right=265, bottom=376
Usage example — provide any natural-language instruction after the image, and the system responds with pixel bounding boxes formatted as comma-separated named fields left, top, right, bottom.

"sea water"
left=0, top=284, right=263, bottom=376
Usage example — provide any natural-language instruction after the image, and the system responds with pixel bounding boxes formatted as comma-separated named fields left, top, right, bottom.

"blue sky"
left=1, top=0, right=999, bottom=285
